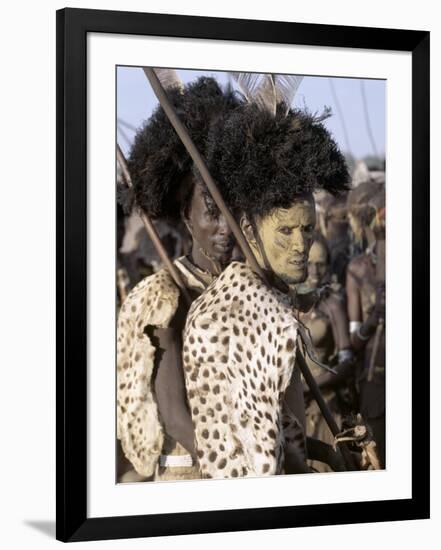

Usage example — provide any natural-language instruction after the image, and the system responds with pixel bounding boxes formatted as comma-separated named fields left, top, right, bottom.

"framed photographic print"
left=56, top=7, right=429, bottom=542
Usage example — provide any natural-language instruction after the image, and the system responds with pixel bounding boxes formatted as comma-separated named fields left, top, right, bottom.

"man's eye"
left=303, top=224, right=314, bottom=233
left=205, top=209, right=219, bottom=220
left=279, top=227, right=292, bottom=235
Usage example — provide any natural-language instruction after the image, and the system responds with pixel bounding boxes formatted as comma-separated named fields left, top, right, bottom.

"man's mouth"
left=214, top=240, right=234, bottom=250
left=289, top=258, right=307, bottom=268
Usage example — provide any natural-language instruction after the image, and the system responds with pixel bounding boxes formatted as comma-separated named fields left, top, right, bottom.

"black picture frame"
left=56, top=7, right=430, bottom=543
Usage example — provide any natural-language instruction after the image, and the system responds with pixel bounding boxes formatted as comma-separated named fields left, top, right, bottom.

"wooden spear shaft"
left=116, top=144, right=192, bottom=306
left=296, top=350, right=358, bottom=471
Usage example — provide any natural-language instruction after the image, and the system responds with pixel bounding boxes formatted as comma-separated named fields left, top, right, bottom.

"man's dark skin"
left=152, top=181, right=234, bottom=462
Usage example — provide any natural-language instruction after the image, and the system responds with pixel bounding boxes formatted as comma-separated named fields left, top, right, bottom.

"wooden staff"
left=116, top=267, right=128, bottom=303
left=296, top=349, right=358, bottom=471
left=142, top=69, right=356, bottom=472
left=116, top=144, right=192, bottom=306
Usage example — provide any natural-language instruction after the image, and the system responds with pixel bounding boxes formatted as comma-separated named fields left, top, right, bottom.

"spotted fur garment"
left=183, top=261, right=306, bottom=479
left=117, top=259, right=206, bottom=478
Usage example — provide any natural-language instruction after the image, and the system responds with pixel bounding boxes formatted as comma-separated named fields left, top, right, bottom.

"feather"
left=231, top=72, right=266, bottom=103
left=232, top=72, right=303, bottom=116
left=273, top=74, right=304, bottom=115
left=255, top=74, right=277, bottom=116
left=152, top=68, right=184, bottom=92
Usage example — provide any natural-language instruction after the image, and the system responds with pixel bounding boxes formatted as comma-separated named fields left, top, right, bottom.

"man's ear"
left=179, top=173, right=197, bottom=236
left=181, top=205, right=193, bottom=237
left=240, top=215, right=257, bottom=247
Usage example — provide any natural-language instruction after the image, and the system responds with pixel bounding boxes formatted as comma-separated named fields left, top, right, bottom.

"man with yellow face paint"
left=240, top=196, right=316, bottom=287
left=182, top=102, right=350, bottom=479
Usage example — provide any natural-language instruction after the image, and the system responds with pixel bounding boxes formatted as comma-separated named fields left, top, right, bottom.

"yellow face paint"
left=252, top=195, right=316, bottom=285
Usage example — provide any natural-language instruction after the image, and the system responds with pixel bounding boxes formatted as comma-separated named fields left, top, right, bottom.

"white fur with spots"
left=117, top=269, right=179, bottom=477
left=183, top=262, right=305, bottom=479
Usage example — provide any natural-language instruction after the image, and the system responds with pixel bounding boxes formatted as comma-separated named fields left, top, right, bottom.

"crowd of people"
left=116, top=73, right=386, bottom=482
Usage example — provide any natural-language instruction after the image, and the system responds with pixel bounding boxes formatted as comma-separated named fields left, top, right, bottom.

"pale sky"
left=117, top=66, right=385, bottom=162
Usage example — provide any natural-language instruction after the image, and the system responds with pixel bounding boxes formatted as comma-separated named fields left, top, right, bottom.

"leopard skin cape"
left=116, top=257, right=206, bottom=477
left=183, top=261, right=306, bottom=479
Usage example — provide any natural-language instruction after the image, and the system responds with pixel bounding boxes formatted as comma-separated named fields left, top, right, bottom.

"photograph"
left=55, top=7, right=429, bottom=541
left=1, top=0, right=436, bottom=547
left=115, top=67, right=386, bottom=483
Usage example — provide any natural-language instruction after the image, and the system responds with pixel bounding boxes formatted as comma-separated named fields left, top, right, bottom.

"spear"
left=116, top=266, right=128, bottom=303
left=116, top=144, right=192, bottom=306
left=296, top=349, right=358, bottom=470
left=142, top=68, right=357, bottom=471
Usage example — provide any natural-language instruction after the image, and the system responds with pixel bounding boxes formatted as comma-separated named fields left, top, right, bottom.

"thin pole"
left=117, top=117, right=137, bottom=133
left=328, top=78, right=352, bottom=157
left=117, top=124, right=132, bottom=150
left=296, top=350, right=358, bottom=471
left=360, top=80, right=379, bottom=158
left=116, top=144, right=192, bottom=306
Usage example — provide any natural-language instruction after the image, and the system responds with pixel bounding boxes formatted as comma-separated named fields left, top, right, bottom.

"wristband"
left=349, top=321, right=361, bottom=334
left=338, top=349, right=354, bottom=362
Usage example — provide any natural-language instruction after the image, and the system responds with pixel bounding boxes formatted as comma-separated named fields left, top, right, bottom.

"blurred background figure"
left=315, top=191, right=351, bottom=286
left=299, top=233, right=355, bottom=472
left=346, top=177, right=386, bottom=468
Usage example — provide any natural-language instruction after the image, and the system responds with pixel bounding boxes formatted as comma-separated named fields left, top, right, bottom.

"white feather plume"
left=273, top=74, right=304, bottom=114
left=231, top=72, right=266, bottom=103
left=232, top=72, right=304, bottom=116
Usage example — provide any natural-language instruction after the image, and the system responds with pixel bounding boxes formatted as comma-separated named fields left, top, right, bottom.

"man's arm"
left=284, top=365, right=306, bottom=430
left=152, top=327, right=196, bottom=460
left=308, top=358, right=354, bottom=393
left=308, top=295, right=354, bottom=391
left=327, top=294, right=351, bottom=352
left=347, top=264, right=373, bottom=351
left=347, top=265, right=384, bottom=351
left=283, top=366, right=310, bottom=473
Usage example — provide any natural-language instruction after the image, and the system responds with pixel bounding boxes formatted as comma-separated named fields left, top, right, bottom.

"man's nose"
left=291, top=229, right=307, bottom=254
left=218, top=214, right=232, bottom=236
left=309, top=263, right=318, bottom=277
